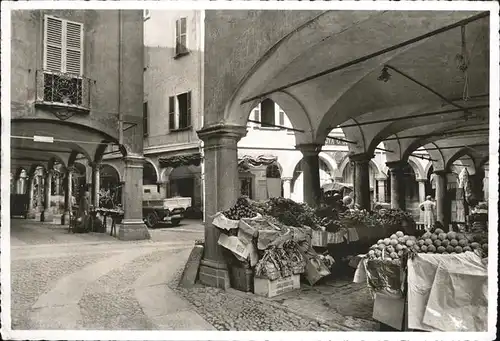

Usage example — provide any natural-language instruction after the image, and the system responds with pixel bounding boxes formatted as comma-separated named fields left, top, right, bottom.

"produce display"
left=250, top=197, right=322, bottom=229
left=412, top=228, right=488, bottom=257
left=223, top=197, right=259, bottom=220
left=367, top=230, right=417, bottom=266
left=255, top=240, right=306, bottom=280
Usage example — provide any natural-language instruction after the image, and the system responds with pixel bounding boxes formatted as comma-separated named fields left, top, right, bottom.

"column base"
left=198, top=259, right=230, bottom=290
left=118, top=219, right=151, bottom=241
left=40, top=210, right=53, bottom=222
left=61, top=211, right=70, bottom=225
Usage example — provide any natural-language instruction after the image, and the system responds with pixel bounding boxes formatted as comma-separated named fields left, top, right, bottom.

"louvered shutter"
left=175, top=18, right=187, bottom=55
left=44, top=16, right=63, bottom=72
left=186, top=91, right=192, bottom=127
left=169, top=96, right=176, bottom=130
left=65, top=21, right=83, bottom=75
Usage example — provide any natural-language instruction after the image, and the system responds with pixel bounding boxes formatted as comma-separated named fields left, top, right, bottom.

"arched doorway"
left=100, top=164, right=122, bottom=207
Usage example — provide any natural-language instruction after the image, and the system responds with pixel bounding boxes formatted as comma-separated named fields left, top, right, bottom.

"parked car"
left=142, top=196, right=192, bottom=228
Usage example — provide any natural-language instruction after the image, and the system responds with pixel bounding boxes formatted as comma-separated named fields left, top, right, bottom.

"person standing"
left=419, top=195, right=436, bottom=230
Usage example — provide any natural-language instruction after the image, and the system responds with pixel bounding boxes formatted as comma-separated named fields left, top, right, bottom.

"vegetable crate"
left=229, top=265, right=254, bottom=293
left=254, top=274, right=300, bottom=298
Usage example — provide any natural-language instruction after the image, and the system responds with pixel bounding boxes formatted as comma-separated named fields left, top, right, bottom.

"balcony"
left=35, top=70, right=91, bottom=112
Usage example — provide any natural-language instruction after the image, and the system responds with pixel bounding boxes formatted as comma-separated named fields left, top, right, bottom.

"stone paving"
left=9, top=218, right=379, bottom=331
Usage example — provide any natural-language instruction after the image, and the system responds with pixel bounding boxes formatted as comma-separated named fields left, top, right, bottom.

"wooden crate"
left=311, top=230, right=327, bottom=247
left=254, top=274, right=300, bottom=298
left=229, top=265, right=254, bottom=292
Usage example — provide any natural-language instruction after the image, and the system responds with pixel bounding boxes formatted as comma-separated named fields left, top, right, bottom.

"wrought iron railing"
left=35, top=70, right=91, bottom=111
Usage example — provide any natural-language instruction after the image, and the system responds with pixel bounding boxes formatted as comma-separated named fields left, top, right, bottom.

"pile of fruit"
left=374, top=209, right=415, bottom=228
left=340, top=209, right=382, bottom=229
left=367, top=231, right=416, bottom=265
left=413, top=228, right=488, bottom=255
left=222, top=197, right=259, bottom=220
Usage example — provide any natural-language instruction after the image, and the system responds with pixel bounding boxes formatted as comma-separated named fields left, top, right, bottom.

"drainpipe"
left=118, top=10, right=123, bottom=146
left=199, top=10, right=206, bottom=223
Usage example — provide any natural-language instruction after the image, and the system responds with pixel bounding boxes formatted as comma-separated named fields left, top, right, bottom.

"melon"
left=414, top=245, right=421, bottom=252
left=425, top=238, right=433, bottom=246
left=397, top=237, right=405, bottom=244
left=390, top=252, right=398, bottom=259
left=441, top=239, right=450, bottom=247
left=450, top=239, right=459, bottom=247
left=458, top=239, right=468, bottom=247
left=437, top=246, right=446, bottom=254
left=377, top=239, right=384, bottom=244
left=409, top=236, right=417, bottom=241
left=378, top=244, right=386, bottom=251
left=422, top=231, right=432, bottom=239
left=456, top=233, right=465, bottom=241
left=433, top=239, right=442, bottom=247
left=390, top=239, right=399, bottom=246
left=438, top=233, right=447, bottom=241
left=403, top=235, right=410, bottom=242
left=390, top=234, right=398, bottom=240
left=386, top=246, right=395, bottom=254
left=385, top=256, right=393, bottom=261
left=430, top=234, right=438, bottom=241
left=396, top=231, right=404, bottom=238
left=384, top=238, right=391, bottom=245
left=401, top=244, right=408, bottom=250
left=434, top=228, right=445, bottom=235
left=482, top=243, right=488, bottom=251
left=447, top=231, right=457, bottom=240
left=420, top=245, right=428, bottom=253
left=418, top=240, right=425, bottom=246
left=398, top=250, right=404, bottom=257
left=451, top=252, right=457, bottom=254
left=463, top=246, right=472, bottom=252
left=406, top=240, right=415, bottom=247
left=427, top=245, right=436, bottom=253
left=466, top=235, right=475, bottom=242
left=454, top=246, right=463, bottom=253
left=396, top=244, right=404, bottom=251
left=470, top=242, right=481, bottom=250
left=442, top=251, right=449, bottom=255
left=446, top=245, right=454, bottom=253
left=368, top=250, right=375, bottom=257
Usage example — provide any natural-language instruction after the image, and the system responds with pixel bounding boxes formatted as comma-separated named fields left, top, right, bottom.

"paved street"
left=10, top=218, right=378, bottom=331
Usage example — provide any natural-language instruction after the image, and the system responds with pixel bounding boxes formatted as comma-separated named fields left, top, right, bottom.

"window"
left=143, top=102, right=148, bottom=137
left=175, top=17, right=188, bottom=57
left=254, top=109, right=261, bottom=122
left=44, top=15, right=83, bottom=75
left=143, top=10, right=151, bottom=21
left=169, top=91, right=192, bottom=131
left=279, top=110, right=285, bottom=126
left=260, top=99, right=275, bottom=127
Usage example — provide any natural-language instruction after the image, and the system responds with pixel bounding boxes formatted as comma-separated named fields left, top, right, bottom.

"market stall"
left=353, top=227, right=488, bottom=331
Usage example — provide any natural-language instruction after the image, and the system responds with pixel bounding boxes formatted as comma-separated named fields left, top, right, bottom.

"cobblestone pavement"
left=9, top=218, right=378, bottom=331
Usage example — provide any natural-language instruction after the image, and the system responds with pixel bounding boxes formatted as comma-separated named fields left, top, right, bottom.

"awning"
left=238, top=155, right=278, bottom=169
left=159, top=153, right=202, bottom=168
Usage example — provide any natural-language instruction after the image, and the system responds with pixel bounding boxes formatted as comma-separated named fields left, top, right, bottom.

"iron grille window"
left=43, top=72, right=83, bottom=105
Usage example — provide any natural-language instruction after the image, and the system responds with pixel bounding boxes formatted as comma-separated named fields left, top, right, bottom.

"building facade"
left=11, top=9, right=150, bottom=240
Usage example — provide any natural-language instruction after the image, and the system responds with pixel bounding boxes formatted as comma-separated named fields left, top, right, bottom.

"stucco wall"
left=143, top=10, right=203, bottom=150
left=11, top=10, right=144, bottom=147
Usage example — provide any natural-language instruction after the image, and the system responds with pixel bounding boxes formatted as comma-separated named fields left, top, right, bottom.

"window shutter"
left=44, top=16, right=63, bottom=72
left=169, top=96, right=176, bottom=130
left=175, top=17, right=187, bottom=55
left=65, top=21, right=83, bottom=75
left=279, top=111, right=285, bottom=126
left=186, top=91, right=192, bottom=127
left=254, top=109, right=260, bottom=122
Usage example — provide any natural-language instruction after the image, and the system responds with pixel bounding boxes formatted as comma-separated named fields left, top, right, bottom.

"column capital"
left=123, top=154, right=145, bottom=167
left=349, top=152, right=373, bottom=163
left=296, top=143, right=322, bottom=156
left=197, top=124, right=247, bottom=145
left=386, top=160, right=407, bottom=170
left=375, top=176, right=387, bottom=181
left=88, top=161, right=101, bottom=170
left=282, top=177, right=292, bottom=182
left=416, top=178, right=427, bottom=183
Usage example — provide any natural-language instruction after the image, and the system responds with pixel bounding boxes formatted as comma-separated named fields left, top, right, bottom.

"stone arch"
left=407, top=156, right=426, bottom=180
left=160, top=167, right=173, bottom=183
left=338, top=155, right=385, bottom=179
left=445, top=148, right=479, bottom=174
left=100, top=163, right=122, bottom=183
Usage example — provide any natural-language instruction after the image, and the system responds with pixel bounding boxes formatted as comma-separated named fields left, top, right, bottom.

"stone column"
left=350, top=153, right=372, bottom=210
left=36, top=174, right=43, bottom=212
left=376, top=177, right=386, bottom=203
left=282, top=177, right=292, bottom=199
left=434, top=170, right=447, bottom=226
left=61, top=169, right=72, bottom=225
left=91, top=162, right=101, bottom=208
left=416, top=178, right=427, bottom=222
left=118, top=154, right=151, bottom=241
left=197, top=124, right=247, bottom=289
left=296, top=144, right=322, bottom=208
left=26, top=176, right=36, bottom=219
left=386, top=161, right=405, bottom=210
left=41, top=170, right=53, bottom=222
